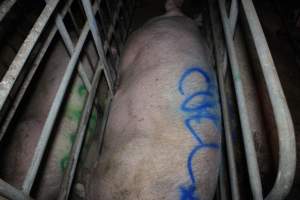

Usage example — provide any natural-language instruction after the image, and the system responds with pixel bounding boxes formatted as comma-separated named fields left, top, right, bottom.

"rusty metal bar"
left=240, top=0, right=296, bottom=199
left=22, top=21, right=90, bottom=195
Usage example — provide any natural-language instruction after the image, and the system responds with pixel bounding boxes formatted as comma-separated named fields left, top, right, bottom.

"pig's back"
left=88, top=16, right=221, bottom=200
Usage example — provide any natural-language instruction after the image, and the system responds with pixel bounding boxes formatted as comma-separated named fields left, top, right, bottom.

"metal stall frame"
left=0, top=0, right=135, bottom=199
left=209, top=0, right=296, bottom=199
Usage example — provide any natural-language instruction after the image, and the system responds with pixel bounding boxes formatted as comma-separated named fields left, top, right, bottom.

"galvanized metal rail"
left=240, top=1, right=296, bottom=199
left=209, top=0, right=296, bottom=199
left=0, top=0, right=135, bottom=199
left=208, top=1, right=240, bottom=199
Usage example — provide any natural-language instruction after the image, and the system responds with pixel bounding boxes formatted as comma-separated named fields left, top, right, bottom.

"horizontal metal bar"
left=240, top=0, right=296, bottom=199
left=0, top=0, right=60, bottom=114
left=0, top=178, right=31, bottom=200
left=22, top=21, right=90, bottom=195
left=0, top=0, right=75, bottom=143
left=217, top=0, right=263, bottom=199
left=58, top=63, right=103, bottom=200
left=0, top=0, right=17, bottom=22
left=81, top=0, right=114, bottom=94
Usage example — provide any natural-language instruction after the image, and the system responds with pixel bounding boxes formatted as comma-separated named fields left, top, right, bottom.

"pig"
left=87, top=0, right=222, bottom=200
left=0, top=40, right=98, bottom=200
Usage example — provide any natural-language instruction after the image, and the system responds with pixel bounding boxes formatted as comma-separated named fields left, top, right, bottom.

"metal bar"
left=68, top=9, right=82, bottom=35
left=96, top=96, right=112, bottom=154
left=81, top=0, right=114, bottom=93
left=0, top=0, right=60, bottom=114
left=22, top=22, right=90, bottom=194
left=222, top=0, right=239, bottom=78
left=229, top=0, right=238, bottom=35
left=68, top=8, right=96, bottom=72
left=0, top=0, right=17, bottom=22
left=240, top=0, right=296, bottom=199
left=105, top=1, right=124, bottom=51
left=217, top=0, right=263, bottom=199
left=56, top=14, right=93, bottom=90
left=0, top=0, right=76, bottom=142
left=58, top=64, right=103, bottom=200
left=0, top=178, right=31, bottom=200
left=208, top=1, right=240, bottom=199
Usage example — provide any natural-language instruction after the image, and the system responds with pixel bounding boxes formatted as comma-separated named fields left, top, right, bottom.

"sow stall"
left=0, top=0, right=297, bottom=199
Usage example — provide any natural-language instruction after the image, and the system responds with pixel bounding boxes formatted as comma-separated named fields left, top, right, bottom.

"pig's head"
left=165, top=0, right=184, bottom=16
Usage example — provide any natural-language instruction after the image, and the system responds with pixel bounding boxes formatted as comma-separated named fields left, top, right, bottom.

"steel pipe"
left=58, top=64, right=103, bottom=200
left=22, top=21, right=90, bottom=194
left=217, top=0, right=263, bottom=199
left=81, top=0, right=114, bottom=93
left=240, top=0, right=296, bottom=199
left=55, top=14, right=93, bottom=90
left=208, top=1, right=240, bottom=199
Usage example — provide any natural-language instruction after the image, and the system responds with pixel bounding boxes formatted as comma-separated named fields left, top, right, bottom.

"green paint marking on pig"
left=78, top=84, right=87, bottom=97
left=60, top=154, right=70, bottom=172
left=88, top=111, right=97, bottom=134
left=60, top=132, right=77, bottom=172
left=66, top=106, right=83, bottom=122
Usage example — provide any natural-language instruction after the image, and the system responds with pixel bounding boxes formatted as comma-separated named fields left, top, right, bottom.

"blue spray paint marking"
left=178, top=67, right=221, bottom=200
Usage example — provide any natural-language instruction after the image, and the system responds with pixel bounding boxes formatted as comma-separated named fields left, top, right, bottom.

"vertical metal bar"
left=0, top=178, right=31, bottom=200
left=55, top=14, right=93, bottom=90
left=208, top=1, right=240, bottom=199
left=240, top=0, right=296, bottom=199
left=229, top=0, right=238, bottom=35
left=81, top=0, right=114, bottom=93
left=58, top=64, right=103, bottom=200
left=22, top=23, right=90, bottom=194
left=217, top=0, right=263, bottom=199
left=222, top=0, right=239, bottom=77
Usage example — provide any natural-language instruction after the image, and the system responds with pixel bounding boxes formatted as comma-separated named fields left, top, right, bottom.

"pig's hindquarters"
left=89, top=16, right=221, bottom=200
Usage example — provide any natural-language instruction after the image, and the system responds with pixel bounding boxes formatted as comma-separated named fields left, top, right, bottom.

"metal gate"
left=208, top=0, right=296, bottom=199
left=0, top=0, right=297, bottom=199
left=0, top=0, right=135, bottom=199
